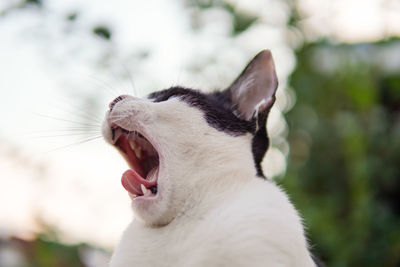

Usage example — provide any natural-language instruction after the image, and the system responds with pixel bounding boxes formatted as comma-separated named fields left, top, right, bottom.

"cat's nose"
left=109, top=95, right=129, bottom=111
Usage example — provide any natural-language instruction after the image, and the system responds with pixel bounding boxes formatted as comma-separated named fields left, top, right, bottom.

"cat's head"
left=102, top=50, right=278, bottom=226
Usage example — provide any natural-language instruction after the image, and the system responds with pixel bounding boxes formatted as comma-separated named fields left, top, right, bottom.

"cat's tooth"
left=129, top=140, right=136, bottom=150
left=129, top=141, right=143, bottom=159
left=134, top=147, right=143, bottom=159
left=140, top=184, right=148, bottom=195
left=112, top=128, right=123, bottom=144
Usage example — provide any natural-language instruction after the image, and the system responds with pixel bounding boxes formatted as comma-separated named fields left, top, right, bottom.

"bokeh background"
left=1, top=0, right=399, bottom=266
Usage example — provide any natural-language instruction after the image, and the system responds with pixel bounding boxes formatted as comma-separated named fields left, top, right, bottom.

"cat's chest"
left=110, top=215, right=214, bottom=267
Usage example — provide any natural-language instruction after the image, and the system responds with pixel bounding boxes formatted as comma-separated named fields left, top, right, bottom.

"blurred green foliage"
left=27, top=238, right=84, bottom=267
left=188, top=0, right=258, bottom=35
left=282, top=40, right=400, bottom=267
left=1, top=235, right=85, bottom=267
left=93, top=26, right=112, bottom=40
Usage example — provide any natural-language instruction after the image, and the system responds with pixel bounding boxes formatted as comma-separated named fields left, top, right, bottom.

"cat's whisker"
left=112, top=62, right=143, bottom=96
left=61, top=111, right=103, bottom=126
left=26, top=127, right=100, bottom=133
left=104, top=71, right=132, bottom=97
left=121, top=63, right=137, bottom=97
left=108, top=73, right=125, bottom=96
left=48, top=96, right=104, bottom=124
left=44, top=135, right=103, bottom=153
left=34, top=113, right=102, bottom=127
left=23, top=131, right=100, bottom=139
left=57, top=105, right=103, bottom=125
left=31, top=132, right=102, bottom=139
left=85, top=73, right=122, bottom=97
left=65, top=71, right=119, bottom=99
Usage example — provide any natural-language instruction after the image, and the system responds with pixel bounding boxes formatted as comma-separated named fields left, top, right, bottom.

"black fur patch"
left=149, top=87, right=255, bottom=135
left=252, top=112, right=269, bottom=177
left=311, top=253, right=325, bottom=267
left=149, top=87, right=270, bottom=178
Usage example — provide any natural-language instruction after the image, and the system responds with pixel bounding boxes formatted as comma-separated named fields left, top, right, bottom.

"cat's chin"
left=130, top=185, right=175, bottom=226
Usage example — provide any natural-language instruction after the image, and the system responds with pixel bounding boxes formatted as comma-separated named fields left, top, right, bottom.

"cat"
left=102, top=50, right=317, bottom=267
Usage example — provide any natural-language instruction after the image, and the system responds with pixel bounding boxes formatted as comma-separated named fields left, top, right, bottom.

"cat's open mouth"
left=112, top=126, right=159, bottom=198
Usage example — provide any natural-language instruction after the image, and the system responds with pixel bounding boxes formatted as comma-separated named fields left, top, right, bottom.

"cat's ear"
left=226, top=50, right=278, bottom=121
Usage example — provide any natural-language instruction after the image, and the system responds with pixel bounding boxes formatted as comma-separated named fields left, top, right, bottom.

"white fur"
left=103, top=95, right=315, bottom=267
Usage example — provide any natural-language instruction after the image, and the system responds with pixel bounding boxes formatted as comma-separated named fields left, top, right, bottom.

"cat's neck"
left=174, top=168, right=257, bottom=223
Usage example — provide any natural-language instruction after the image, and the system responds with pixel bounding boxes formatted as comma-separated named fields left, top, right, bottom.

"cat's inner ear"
left=226, top=50, right=278, bottom=121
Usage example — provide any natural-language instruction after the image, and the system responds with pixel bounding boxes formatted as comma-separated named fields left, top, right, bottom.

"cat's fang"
left=112, top=127, right=123, bottom=144
left=141, top=184, right=148, bottom=195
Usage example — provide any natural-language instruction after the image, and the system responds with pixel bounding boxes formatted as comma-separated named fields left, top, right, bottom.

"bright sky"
left=297, top=0, right=400, bottom=42
left=0, top=0, right=398, bottom=248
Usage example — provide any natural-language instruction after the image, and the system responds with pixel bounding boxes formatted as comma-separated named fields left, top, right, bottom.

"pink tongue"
left=121, top=169, right=157, bottom=195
